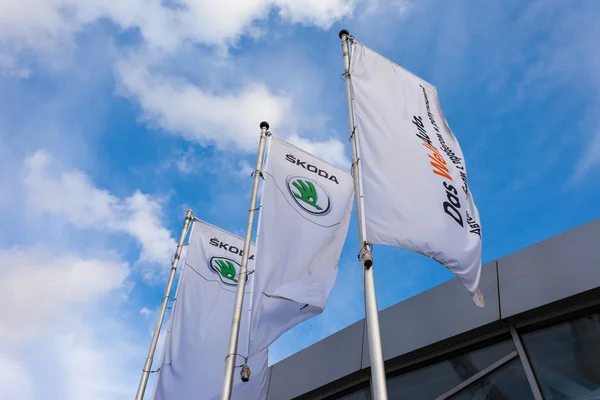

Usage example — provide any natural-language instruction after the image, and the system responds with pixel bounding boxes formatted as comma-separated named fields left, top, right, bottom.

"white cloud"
left=237, top=161, right=255, bottom=178
left=0, top=246, right=128, bottom=345
left=161, top=146, right=260, bottom=180
left=140, top=307, right=152, bottom=317
left=0, top=356, right=34, bottom=400
left=57, top=328, right=140, bottom=400
left=275, top=0, right=355, bottom=28
left=116, top=58, right=292, bottom=152
left=0, top=245, right=141, bottom=400
left=0, top=149, right=165, bottom=399
left=361, top=0, right=411, bottom=16
left=287, top=133, right=350, bottom=169
left=0, top=53, right=31, bottom=78
left=22, top=150, right=176, bottom=271
left=2, top=0, right=356, bottom=174
left=172, top=147, right=198, bottom=175
left=116, top=57, right=351, bottom=167
left=0, top=0, right=356, bottom=69
left=0, top=313, right=144, bottom=400
left=122, top=191, right=175, bottom=265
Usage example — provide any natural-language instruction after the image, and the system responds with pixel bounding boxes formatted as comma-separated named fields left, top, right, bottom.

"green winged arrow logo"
left=209, top=256, right=241, bottom=286
left=287, top=176, right=331, bottom=215
left=292, top=179, right=322, bottom=210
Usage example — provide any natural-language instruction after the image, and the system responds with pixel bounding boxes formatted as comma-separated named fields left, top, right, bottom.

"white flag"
left=153, top=220, right=269, bottom=400
left=349, top=42, right=484, bottom=307
left=248, top=136, right=354, bottom=356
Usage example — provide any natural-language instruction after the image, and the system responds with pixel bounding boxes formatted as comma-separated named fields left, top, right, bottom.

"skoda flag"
left=349, top=42, right=484, bottom=307
left=153, top=220, right=269, bottom=400
left=248, top=136, right=354, bottom=356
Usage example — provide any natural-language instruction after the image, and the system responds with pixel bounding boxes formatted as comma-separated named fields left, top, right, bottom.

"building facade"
left=265, top=218, right=600, bottom=399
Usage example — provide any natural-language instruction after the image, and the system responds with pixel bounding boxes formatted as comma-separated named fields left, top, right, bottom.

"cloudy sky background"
left=1, top=0, right=599, bottom=399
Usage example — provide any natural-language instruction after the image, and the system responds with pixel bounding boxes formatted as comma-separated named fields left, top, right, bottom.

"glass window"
left=522, top=312, right=600, bottom=400
left=330, top=386, right=371, bottom=400
left=449, top=358, right=535, bottom=400
left=386, top=339, right=515, bottom=399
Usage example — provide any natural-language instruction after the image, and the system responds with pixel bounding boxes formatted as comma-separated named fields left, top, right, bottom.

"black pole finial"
left=339, top=29, right=350, bottom=39
left=260, top=121, right=269, bottom=130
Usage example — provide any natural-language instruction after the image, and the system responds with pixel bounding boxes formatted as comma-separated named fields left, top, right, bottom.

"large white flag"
left=153, top=220, right=269, bottom=400
left=248, top=136, right=354, bottom=356
left=349, top=42, right=484, bottom=307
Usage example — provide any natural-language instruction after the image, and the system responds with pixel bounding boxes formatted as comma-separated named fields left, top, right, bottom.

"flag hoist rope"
left=135, top=208, right=194, bottom=400
left=220, top=122, right=271, bottom=400
left=339, top=30, right=389, bottom=400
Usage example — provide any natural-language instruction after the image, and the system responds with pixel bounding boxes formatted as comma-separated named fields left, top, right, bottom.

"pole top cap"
left=338, top=29, right=350, bottom=39
left=260, top=121, right=270, bottom=130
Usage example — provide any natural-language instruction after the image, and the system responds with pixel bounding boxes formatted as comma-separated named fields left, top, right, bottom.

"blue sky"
left=1, top=1, right=600, bottom=398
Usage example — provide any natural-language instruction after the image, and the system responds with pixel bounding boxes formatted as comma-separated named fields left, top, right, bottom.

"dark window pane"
left=334, top=386, right=371, bottom=400
left=449, top=358, right=534, bottom=400
left=522, top=313, right=600, bottom=400
left=387, top=339, right=515, bottom=399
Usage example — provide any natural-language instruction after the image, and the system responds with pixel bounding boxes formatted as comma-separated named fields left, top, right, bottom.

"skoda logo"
left=286, top=176, right=331, bottom=216
left=209, top=256, right=241, bottom=286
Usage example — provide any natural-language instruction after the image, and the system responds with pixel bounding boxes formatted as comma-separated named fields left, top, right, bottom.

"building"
left=265, top=218, right=600, bottom=399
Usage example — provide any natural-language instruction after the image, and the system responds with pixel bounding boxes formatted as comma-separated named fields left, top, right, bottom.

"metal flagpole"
left=220, top=121, right=271, bottom=400
left=135, top=208, right=194, bottom=400
left=339, top=30, right=389, bottom=400
left=243, top=134, right=272, bottom=381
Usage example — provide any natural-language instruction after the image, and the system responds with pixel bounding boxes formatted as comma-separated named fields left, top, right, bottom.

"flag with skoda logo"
left=248, top=136, right=354, bottom=356
left=153, top=220, right=269, bottom=400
